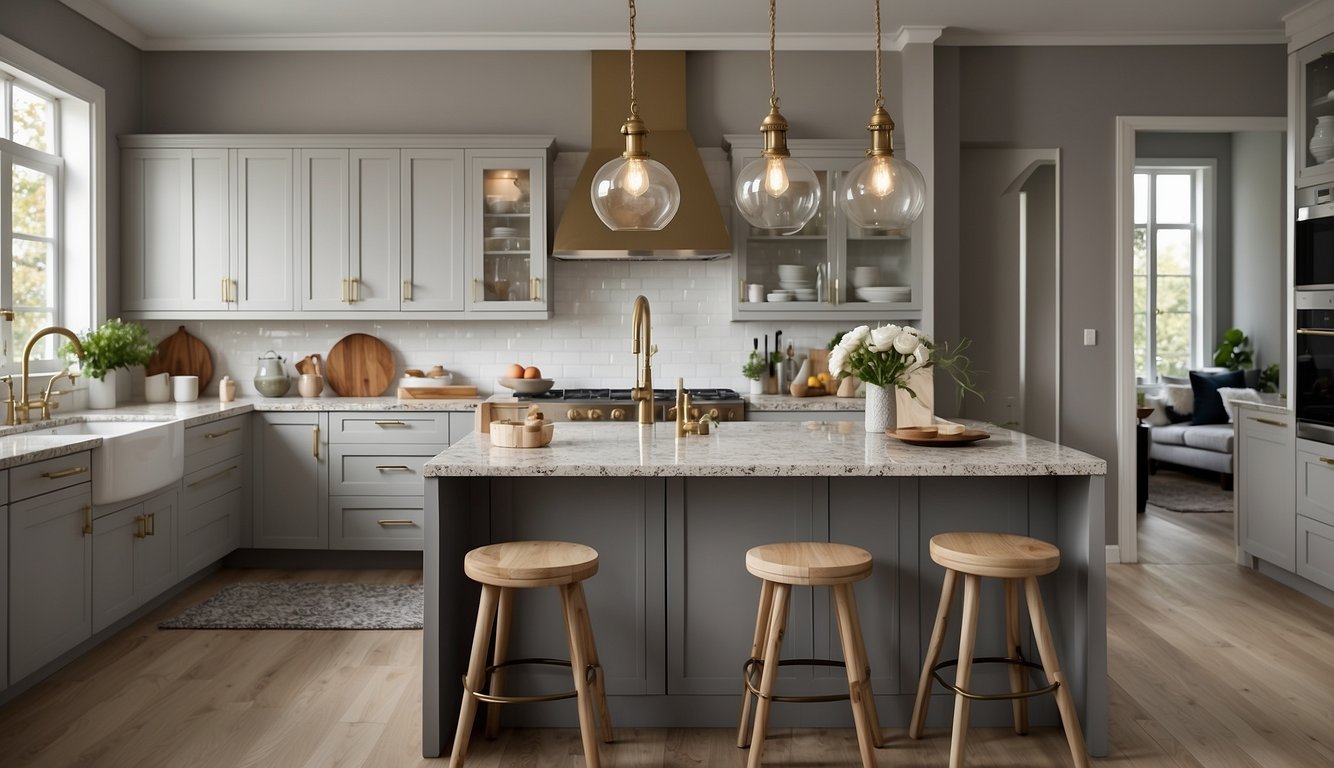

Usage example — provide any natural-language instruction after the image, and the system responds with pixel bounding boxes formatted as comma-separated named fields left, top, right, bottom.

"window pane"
left=1156, top=274, right=1192, bottom=314
left=1133, top=226, right=1147, bottom=274
left=1155, top=174, right=1192, bottom=224
left=1133, top=174, right=1148, bottom=224
left=13, top=310, right=56, bottom=363
left=1133, top=274, right=1147, bottom=316
left=1156, top=229, right=1192, bottom=275
left=11, top=164, right=52, bottom=237
left=1155, top=311, right=1192, bottom=379
left=1133, top=309, right=1148, bottom=378
left=11, top=85, right=53, bottom=153
left=12, top=238, right=56, bottom=362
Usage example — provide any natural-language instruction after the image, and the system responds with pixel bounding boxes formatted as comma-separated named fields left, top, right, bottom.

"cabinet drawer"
left=329, top=446, right=436, bottom=496
left=1297, top=514, right=1334, bottom=593
left=329, top=496, right=423, bottom=550
left=11, top=451, right=92, bottom=503
left=1237, top=410, right=1293, bottom=443
left=185, top=417, right=246, bottom=473
left=180, top=488, right=241, bottom=577
left=328, top=412, right=449, bottom=444
left=183, top=459, right=244, bottom=509
left=1297, top=442, right=1334, bottom=528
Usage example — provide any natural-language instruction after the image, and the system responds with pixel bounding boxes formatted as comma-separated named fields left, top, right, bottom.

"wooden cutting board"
left=146, top=326, right=214, bottom=391
left=396, top=385, right=479, bottom=399
left=325, top=333, right=394, bottom=396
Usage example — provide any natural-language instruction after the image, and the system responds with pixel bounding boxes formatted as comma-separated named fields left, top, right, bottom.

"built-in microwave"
left=1296, top=289, right=1334, bottom=445
left=1297, top=185, right=1334, bottom=289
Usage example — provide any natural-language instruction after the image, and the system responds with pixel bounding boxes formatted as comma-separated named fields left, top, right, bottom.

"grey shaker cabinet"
left=1236, top=408, right=1296, bottom=570
left=92, top=488, right=179, bottom=633
left=252, top=412, right=328, bottom=549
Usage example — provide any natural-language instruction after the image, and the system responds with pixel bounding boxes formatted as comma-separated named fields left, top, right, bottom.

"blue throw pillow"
left=1189, top=370, right=1245, bottom=425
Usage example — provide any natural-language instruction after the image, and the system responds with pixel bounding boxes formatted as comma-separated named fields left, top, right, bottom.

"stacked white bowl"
left=855, top=286, right=912, bottom=303
left=851, top=265, right=881, bottom=289
left=777, top=264, right=816, bottom=301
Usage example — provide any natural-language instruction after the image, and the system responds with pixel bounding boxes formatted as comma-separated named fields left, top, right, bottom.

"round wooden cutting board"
left=146, top=325, right=214, bottom=391
left=324, top=333, right=394, bottom=396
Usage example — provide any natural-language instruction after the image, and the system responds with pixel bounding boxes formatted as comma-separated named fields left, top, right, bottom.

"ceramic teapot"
left=254, top=350, right=291, bottom=397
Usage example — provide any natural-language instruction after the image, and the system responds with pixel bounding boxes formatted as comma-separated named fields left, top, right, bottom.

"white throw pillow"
left=1163, top=384, right=1194, bottom=417
left=1216, top=386, right=1263, bottom=422
left=1143, top=395, right=1172, bottom=427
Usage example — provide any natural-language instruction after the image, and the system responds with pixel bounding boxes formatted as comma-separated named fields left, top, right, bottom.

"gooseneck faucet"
left=16, top=326, right=84, bottom=424
left=630, top=295, right=656, bottom=425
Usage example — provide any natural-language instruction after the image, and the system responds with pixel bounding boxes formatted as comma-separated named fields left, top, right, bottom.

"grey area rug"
left=159, top=582, right=423, bottom=630
left=1148, top=470, right=1233, bottom=513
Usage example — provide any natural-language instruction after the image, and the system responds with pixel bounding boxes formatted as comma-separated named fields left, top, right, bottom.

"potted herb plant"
left=62, top=319, right=158, bottom=409
left=741, top=351, right=767, bottom=395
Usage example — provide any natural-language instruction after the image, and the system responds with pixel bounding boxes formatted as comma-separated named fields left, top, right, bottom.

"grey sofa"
left=1148, top=422, right=1234, bottom=488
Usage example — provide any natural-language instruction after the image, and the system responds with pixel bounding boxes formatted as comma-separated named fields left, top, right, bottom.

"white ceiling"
left=59, top=0, right=1309, bottom=51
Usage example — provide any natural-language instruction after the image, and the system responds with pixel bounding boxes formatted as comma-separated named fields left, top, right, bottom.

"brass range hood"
left=553, top=51, right=732, bottom=260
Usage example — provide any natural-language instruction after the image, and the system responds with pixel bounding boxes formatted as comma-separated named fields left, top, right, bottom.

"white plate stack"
left=855, top=286, right=912, bottom=303
left=777, top=263, right=817, bottom=301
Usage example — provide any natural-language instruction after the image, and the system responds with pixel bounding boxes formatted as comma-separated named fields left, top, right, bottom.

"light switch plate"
left=1083, top=329, right=1097, bottom=346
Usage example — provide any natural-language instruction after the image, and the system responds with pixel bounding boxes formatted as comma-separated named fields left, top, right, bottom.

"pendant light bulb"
left=590, top=0, right=680, bottom=232
left=764, top=157, right=790, bottom=197
left=868, top=156, right=893, bottom=197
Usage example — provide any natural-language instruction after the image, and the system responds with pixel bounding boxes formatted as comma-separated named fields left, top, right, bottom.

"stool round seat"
left=929, top=532, right=1059, bottom=579
left=464, top=541, right=599, bottom=587
left=746, top=542, right=872, bottom=586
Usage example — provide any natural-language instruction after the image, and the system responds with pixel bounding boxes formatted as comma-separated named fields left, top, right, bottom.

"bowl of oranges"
left=498, top=362, right=554, bottom=394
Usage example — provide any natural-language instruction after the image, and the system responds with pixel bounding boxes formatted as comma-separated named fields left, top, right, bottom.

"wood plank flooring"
left=1, top=507, right=1331, bottom=767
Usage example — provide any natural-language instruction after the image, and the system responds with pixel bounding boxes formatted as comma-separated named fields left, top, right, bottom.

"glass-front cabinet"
left=1298, top=33, right=1334, bottom=187
left=466, top=152, right=549, bottom=315
left=725, top=138, right=923, bottom=321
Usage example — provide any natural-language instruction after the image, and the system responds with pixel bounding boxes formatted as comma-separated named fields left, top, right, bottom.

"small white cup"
left=747, top=283, right=766, bottom=303
left=144, top=372, right=171, bottom=403
left=171, top=375, right=199, bottom=402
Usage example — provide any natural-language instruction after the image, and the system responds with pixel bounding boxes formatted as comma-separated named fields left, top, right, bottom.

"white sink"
left=25, top=419, right=184, bottom=506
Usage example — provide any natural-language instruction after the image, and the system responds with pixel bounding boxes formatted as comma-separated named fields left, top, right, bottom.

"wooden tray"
left=885, top=428, right=990, bottom=447
left=396, top=385, right=479, bottom=399
left=489, top=420, right=554, bottom=448
left=146, top=325, right=214, bottom=391
left=325, top=333, right=394, bottom=396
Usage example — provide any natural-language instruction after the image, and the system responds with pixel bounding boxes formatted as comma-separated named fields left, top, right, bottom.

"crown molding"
left=58, top=0, right=146, bottom=49
left=939, top=28, right=1285, bottom=47
left=1284, top=0, right=1334, bottom=51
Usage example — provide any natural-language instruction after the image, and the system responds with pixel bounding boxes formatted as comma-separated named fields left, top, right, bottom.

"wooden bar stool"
left=450, top=540, right=613, bottom=768
left=736, top=542, right=883, bottom=768
left=909, top=532, right=1088, bottom=768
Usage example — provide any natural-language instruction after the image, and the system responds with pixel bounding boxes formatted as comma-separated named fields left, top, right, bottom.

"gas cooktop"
left=514, top=388, right=744, bottom=422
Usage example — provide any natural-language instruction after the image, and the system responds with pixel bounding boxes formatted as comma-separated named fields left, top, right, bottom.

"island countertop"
left=422, top=421, right=1107, bottom=478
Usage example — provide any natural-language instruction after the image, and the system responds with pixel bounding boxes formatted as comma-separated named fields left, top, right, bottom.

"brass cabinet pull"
left=147, top=512, right=156, bottom=536
left=221, top=277, right=229, bottom=303
left=402, top=280, right=412, bottom=302
left=374, top=420, right=406, bottom=427
left=340, top=278, right=349, bottom=303
left=43, top=466, right=88, bottom=480
left=1250, top=417, right=1288, bottom=428
left=374, top=464, right=414, bottom=472
left=188, top=465, right=239, bottom=488
left=313, top=424, right=320, bottom=459
left=1297, top=328, right=1334, bottom=338
left=135, top=516, right=147, bottom=539
left=350, top=277, right=361, bottom=303
left=377, top=519, right=417, bottom=527
left=531, top=277, right=541, bottom=301
left=1321, top=457, right=1334, bottom=466
left=204, top=426, right=241, bottom=439
left=82, top=505, right=92, bottom=536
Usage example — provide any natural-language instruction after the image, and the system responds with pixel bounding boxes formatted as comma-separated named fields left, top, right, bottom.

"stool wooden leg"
left=571, top=582, right=614, bottom=743
left=948, top=574, right=982, bottom=768
left=747, top=582, right=790, bottom=768
left=833, top=583, right=879, bottom=768
left=1024, top=576, right=1090, bottom=768
left=737, top=579, right=775, bottom=749
left=449, top=584, right=501, bottom=768
left=910, top=568, right=959, bottom=739
left=560, top=584, right=602, bottom=768
left=1004, top=578, right=1029, bottom=735
left=484, top=587, right=513, bottom=740
left=840, top=582, right=884, bottom=748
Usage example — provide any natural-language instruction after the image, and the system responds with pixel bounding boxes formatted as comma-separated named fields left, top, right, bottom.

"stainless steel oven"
left=1297, top=184, right=1334, bottom=289
left=1296, top=289, right=1334, bottom=445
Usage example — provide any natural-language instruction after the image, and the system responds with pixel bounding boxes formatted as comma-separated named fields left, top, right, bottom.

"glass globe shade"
left=733, top=155, right=822, bottom=235
left=591, top=155, right=680, bottom=231
left=839, top=154, right=926, bottom=232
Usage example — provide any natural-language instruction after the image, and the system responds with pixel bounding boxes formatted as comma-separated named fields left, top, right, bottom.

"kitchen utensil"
left=298, top=373, right=324, bottom=398
left=295, top=353, right=323, bottom=377
left=885, top=428, right=990, bottom=446
left=489, top=419, right=554, bottom=448
left=254, top=350, right=291, bottom=397
left=325, top=333, right=394, bottom=396
left=397, top=385, right=480, bottom=399
left=496, top=377, right=554, bottom=394
left=145, top=372, right=170, bottom=403
left=171, top=375, right=199, bottom=402
left=146, top=325, right=214, bottom=392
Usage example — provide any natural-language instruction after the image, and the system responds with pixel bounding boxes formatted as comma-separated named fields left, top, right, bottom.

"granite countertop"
left=745, top=394, right=865, bottom=412
left=423, top=421, right=1107, bottom=479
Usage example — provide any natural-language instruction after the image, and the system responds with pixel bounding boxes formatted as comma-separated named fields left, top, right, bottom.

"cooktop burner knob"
left=567, top=409, right=583, bottom=421
left=666, top=407, right=677, bottom=420
left=588, top=409, right=604, bottom=420
left=708, top=408, right=720, bottom=420
left=689, top=407, right=701, bottom=419
left=610, top=408, right=626, bottom=421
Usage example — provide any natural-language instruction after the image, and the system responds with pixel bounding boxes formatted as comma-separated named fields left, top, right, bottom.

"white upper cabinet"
left=120, top=136, right=552, bottom=319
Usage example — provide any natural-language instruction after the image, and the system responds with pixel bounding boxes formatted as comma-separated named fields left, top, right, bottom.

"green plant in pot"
left=741, top=351, right=767, bottom=393
left=61, top=319, right=157, bottom=409
left=1212, top=327, right=1253, bottom=371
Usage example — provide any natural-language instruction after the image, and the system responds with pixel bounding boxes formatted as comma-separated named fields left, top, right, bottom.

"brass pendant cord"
left=873, top=0, right=884, bottom=110
left=768, top=0, right=778, bottom=109
left=628, top=0, right=639, bottom=118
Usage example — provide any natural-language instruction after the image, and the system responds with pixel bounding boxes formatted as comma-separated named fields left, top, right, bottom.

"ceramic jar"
left=254, top=350, right=291, bottom=397
left=1311, top=116, right=1334, bottom=165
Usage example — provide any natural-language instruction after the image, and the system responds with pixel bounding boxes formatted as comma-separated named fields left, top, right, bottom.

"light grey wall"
left=1231, top=130, right=1286, bottom=378
left=933, top=47, right=962, bottom=399
left=0, top=0, right=143, bottom=318
left=1135, top=131, right=1235, bottom=338
left=954, top=44, right=1287, bottom=545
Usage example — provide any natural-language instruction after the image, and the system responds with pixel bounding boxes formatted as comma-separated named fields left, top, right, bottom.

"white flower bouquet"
left=829, top=324, right=979, bottom=403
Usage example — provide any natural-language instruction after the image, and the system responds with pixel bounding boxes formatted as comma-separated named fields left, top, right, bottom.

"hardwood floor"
left=2, top=510, right=1332, bottom=767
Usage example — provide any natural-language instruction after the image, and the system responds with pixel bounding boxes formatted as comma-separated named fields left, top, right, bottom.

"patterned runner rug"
left=160, top=582, right=423, bottom=630
left=1147, top=469, right=1233, bottom=513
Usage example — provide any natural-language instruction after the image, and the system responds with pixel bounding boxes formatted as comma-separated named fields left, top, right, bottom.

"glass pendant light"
left=591, top=0, right=680, bottom=231
left=733, top=0, right=820, bottom=235
left=839, top=0, right=925, bottom=233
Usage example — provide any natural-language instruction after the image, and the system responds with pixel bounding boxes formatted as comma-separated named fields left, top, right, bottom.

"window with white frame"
left=1132, top=163, right=1215, bottom=383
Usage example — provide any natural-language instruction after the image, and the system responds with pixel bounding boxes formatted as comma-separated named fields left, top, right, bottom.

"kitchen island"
left=422, top=421, right=1107, bottom=757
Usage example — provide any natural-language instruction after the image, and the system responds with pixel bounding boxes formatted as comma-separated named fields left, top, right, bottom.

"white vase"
left=864, top=382, right=896, bottom=433
left=88, top=369, right=117, bottom=410
left=749, top=378, right=765, bottom=395
left=1312, top=116, right=1334, bottom=164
